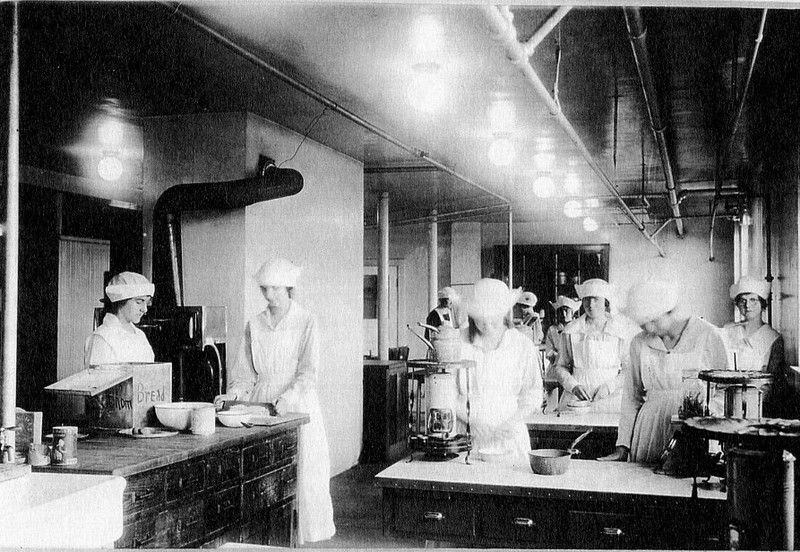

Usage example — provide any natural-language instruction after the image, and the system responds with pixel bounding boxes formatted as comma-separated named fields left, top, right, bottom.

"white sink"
left=0, top=472, right=126, bottom=548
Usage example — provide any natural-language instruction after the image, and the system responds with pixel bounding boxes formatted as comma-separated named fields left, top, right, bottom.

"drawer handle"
left=423, top=511, right=444, bottom=522
left=514, top=517, right=534, bottom=528
left=603, top=527, right=624, bottom=537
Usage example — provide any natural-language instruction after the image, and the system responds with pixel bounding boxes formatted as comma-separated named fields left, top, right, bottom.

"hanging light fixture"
left=97, top=155, right=124, bottom=181
left=488, top=137, right=515, bottom=166
left=583, top=216, right=598, bottom=232
left=533, top=152, right=555, bottom=171
left=564, top=172, right=581, bottom=196
left=563, top=199, right=582, bottom=218
left=408, top=62, right=445, bottom=113
left=488, top=100, right=515, bottom=134
left=532, top=173, right=554, bottom=198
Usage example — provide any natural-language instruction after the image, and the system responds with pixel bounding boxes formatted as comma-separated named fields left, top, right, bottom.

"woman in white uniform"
left=515, top=291, right=544, bottom=344
left=84, top=271, right=155, bottom=366
left=550, top=279, right=630, bottom=412
left=214, top=258, right=335, bottom=544
left=723, top=275, right=785, bottom=416
left=455, top=278, right=542, bottom=467
left=599, top=278, right=728, bottom=463
left=544, top=295, right=580, bottom=369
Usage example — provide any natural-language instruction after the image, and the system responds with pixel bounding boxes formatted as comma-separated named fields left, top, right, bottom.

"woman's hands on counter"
left=597, top=445, right=629, bottom=462
left=592, top=384, right=611, bottom=401
left=571, top=384, right=592, bottom=401
left=214, top=393, right=236, bottom=409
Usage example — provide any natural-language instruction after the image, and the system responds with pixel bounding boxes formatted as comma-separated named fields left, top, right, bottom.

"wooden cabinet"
left=361, top=360, right=409, bottom=463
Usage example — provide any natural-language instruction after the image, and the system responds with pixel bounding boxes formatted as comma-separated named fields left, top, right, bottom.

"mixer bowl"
left=155, top=402, right=215, bottom=431
left=528, top=448, right=573, bottom=475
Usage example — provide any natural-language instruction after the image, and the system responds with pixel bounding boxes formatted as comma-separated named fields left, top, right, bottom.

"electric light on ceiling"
left=488, top=101, right=515, bottom=134
left=532, top=174, right=554, bottom=198
left=488, top=138, right=515, bottom=166
left=584, top=197, right=600, bottom=209
left=97, top=119, right=124, bottom=148
left=533, top=152, right=555, bottom=171
left=564, top=172, right=581, bottom=196
left=412, top=15, right=443, bottom=53
left=563, top=199, right=582, bottom=218
left=583, top=216, right=599, bottom=232
left=97, top=155, right=123, bottom=182
left=408, top=62, right=445, bottom=113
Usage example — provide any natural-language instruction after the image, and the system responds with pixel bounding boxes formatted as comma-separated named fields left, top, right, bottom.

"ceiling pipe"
left=365, top=203, right=510, bottom=230
left=164, top=2, right=509, bottom=207
left=523, top=6, right=572, bottom=56
left=709, top=9, right=767, bottom=262
left=624, top=7, right=684, bottom=237
left=482, top=5, right=665, bottom=257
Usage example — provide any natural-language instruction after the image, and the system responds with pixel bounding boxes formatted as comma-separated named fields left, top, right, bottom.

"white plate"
left=119, top=428, right=179, bottom=439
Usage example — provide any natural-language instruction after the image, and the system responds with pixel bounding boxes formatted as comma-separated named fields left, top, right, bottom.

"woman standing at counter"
left=213, top=258, right=335, bottom=544
left=544, top=295, right=580, bottom=368
left=549, top=279, right=630, bottom=412
left=456, top=278, right=542, bottom=466
left=724, top=275, right=786, bottom=416
left=84, top=271, right=155, bottom=366
left=599, top=278, right=728, bottom=463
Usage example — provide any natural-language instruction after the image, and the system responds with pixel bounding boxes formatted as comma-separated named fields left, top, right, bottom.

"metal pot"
left=527, top=429, right=592, bottom=476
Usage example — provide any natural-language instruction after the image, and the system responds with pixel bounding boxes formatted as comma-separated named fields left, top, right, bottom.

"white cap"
left=105, top=272, right=155, bottom=303
left=551, top=295, right=581, bottom=312
left=624, top=278, right=679, bottom=325
left=574, top=278, right=613, bottom=301
left=730, top=275, right=770, bottom=301
left=466, top=278, right=522, bottom=321
left=438, top=287, right=459, bottom=301
left=517, top=291, right=538, bottom=308
left=254, top=258, right=303, bottom=288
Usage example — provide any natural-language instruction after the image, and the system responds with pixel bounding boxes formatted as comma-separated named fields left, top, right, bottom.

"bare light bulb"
left=97, top=155, right=123, bottom=181
left=583, top=216, right=599, bottom=232
left=488, top=101, right=515, bottom=134
left=97, top=119, right=124, bottom=148
left=564, top=172, right=581, bottom=196
left=563, top=200, right=582, bottom=218
left=488, top=138, right=515, bottom=166
left=532, top=174, right=554, bottom=198
left=408, top=63, right=445, bottom=113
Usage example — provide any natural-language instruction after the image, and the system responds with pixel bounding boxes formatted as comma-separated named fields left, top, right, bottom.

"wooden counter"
left=34, top=414, right=308, bottom=549
left=527, top=411, right=619, bottom=459
left=377, top=455, right=726, bottom=549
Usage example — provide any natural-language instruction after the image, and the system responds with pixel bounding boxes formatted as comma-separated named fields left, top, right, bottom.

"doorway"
left=363, top=261, right=405, bottom=358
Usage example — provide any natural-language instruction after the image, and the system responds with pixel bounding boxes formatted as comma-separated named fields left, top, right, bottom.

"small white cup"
left=191, top=405, right=216, bottom=435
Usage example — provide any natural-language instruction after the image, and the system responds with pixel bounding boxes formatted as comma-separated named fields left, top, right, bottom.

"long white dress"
left=552, top=314, right=631, bottom=413
left=456, top=328, right=542, bottom=467
left=617, top=317, right=728, bottom=463
left=84, top=313, right=155, bottom=366
left=227, top=300, right=335, bottom=544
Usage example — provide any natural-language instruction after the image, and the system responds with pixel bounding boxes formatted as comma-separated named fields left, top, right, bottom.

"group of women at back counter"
left=432, top=273, right=787, bottom=468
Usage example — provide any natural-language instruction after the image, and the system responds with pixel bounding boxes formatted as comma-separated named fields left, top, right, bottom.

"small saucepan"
left=528, top=429, right=592, bottom=475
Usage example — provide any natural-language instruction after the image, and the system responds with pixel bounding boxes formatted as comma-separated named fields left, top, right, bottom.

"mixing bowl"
left=528, top=448, right=572, bottom=475
left=154, top=402, right=215, bottom=431
left=216, top=406, right=253, bottom=428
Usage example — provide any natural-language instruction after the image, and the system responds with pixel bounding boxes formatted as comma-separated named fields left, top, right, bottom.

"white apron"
left=558, top=332, right=621, bottom=413
left=629, top=347, right=704, bottom=463
left=246, top=313, right=335, bottom=545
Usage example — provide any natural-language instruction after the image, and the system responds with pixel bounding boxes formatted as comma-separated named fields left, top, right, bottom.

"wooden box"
left=45, top=363, right=172, bottom=429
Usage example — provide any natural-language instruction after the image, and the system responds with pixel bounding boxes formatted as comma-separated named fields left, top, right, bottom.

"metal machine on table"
left=407, top=359, right=474, bottom=462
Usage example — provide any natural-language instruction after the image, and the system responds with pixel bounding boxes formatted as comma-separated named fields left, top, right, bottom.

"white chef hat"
left=729, top=275, right=770, bottom=301
left=438, top=286, right=459, bottom=301
left=624, top=278, right=680, bottom=325
left=517, top=291, right=538, bottom=308
left=105, top=272, right=155, bottom=303
left=574, top=278, right=613, bottom=301
left=466, top=278, right=522, bottom=321
left=254, top=258, right=303, bottom=288
left=551, top=295, right=581, bottom=312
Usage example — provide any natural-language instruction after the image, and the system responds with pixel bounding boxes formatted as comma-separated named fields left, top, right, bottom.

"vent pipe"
left=624, top=7, right=684, bottom=237
left=152, top=158, right=303, bottom=307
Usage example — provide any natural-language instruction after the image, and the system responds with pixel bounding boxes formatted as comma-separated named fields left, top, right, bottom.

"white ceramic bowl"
left=154, top=402, right=215, bottom=431
left=478, top=448, right=511, bottom=463
left=216, top=409, right=253, bottom=428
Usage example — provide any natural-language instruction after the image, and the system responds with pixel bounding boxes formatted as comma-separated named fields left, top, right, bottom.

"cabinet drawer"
left=124, top=469, right=166, bottom=514
left=479, top=497, right=556, bottom=546
left=206, top=449, right=241, bottom=488
left=393, top=491, right=475, bottom=540
left=205, top=485, right=242, bottom=534
left=270, top=430, right=298, bottom=465
left=568, top=510, right=657, bottom=549
left=130, top=511, right=159, bottom=549
left=166, top=459, right=206, bottom=502
left=242, top=441, right=270, bottom=476
left=155, top=499, right=206, bottom=547
left=242, top=463, right=297, bottom=519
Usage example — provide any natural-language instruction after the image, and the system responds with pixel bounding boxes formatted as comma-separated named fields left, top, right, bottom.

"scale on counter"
left=407, top=359, right=474, bottom=462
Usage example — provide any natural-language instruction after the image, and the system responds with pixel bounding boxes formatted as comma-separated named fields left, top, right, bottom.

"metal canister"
left=51, top=426, right=78, bottom=465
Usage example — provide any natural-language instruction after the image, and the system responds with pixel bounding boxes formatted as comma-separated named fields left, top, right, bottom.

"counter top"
left=376, top=454, right=723, bottom=505
left=526, top=411, right=619, bottom=433
left=32, top=413, right=308, bottom=477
